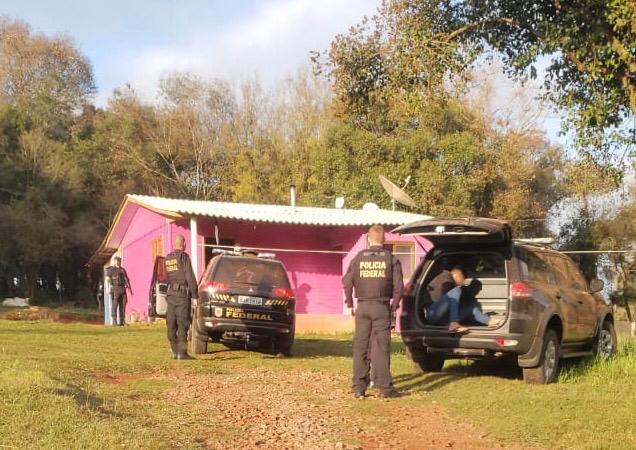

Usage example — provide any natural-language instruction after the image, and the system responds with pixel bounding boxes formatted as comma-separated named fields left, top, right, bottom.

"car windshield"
left=211, top=257, right=291, bottom=290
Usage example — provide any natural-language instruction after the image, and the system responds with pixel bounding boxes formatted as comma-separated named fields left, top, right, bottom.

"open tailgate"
left=392, top=218, right=512, bottom=246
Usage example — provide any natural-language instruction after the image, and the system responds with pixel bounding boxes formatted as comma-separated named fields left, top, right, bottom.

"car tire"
left=594, top=320, right=617, bottom=359
left=405, top=345, right=445, bottom=373
left=274, top=333, right=294, bottom=357
left=189, top=308, right=208, bottom=355
left=523, top=328, right=560, bottom=384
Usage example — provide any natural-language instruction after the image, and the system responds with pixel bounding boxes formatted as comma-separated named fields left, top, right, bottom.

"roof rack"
left=211, top=248, right=277, bottom=259
left=514, top=238, right=554, bottom=247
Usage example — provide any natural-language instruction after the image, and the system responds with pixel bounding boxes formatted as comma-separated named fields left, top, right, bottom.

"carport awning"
left=88, top=194, right=431, bottom=266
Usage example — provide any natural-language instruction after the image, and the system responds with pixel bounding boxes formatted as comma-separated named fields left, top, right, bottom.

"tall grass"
left=559, top=338, right=636, bottom=384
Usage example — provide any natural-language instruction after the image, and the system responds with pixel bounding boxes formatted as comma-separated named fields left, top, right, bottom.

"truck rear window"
left=211, top=258, right=291, bottom=290
left=428, top=253, right=506, bottom=279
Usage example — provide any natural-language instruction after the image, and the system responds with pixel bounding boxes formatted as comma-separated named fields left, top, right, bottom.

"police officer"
left=106, top=256, right=131, bottom=326
left=343, top=224, right=403, bottom=399
left=164, top=234, right=199, bottom=360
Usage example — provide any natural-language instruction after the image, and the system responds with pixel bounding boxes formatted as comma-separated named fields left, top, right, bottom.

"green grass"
left=1, top=320, right=635, bottom=449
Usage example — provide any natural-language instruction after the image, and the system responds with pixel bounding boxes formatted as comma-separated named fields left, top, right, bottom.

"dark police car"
left=394, top=218, right=616, bottom=384
left=151, top=250, right=296, bottom=356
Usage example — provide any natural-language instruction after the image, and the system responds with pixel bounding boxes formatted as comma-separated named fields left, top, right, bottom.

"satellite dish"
left=335, top=197, right=345, bottom=209
left=362, top=202, right=380, bottom=211
left=379, top=175, right=417, bottom=210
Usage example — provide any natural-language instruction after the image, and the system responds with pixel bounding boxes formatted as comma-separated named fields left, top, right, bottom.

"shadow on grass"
left=445, top=357, right=523, bottom=380
left=52, top=382, right=126, bottom=419
left=289, top=337, right=406, bottom=359
left=393, top=372, right=463, bottom=393
left=393, top=357, right=523, bottom=394
left=291, top=338, right=353, bottom=358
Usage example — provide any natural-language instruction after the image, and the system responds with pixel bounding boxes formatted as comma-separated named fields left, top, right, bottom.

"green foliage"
left=314, top=0, right=478, bottom=133
left=458, top=0, right=636, bottom=169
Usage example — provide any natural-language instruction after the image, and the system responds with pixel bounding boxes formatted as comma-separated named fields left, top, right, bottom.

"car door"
left=545, top=254, right=585, bottom=342
left=523, top=250, right=577, bottom=343
left=149, top=256, right=168, bottom=317
left=563, top=256, right=598, bottom=339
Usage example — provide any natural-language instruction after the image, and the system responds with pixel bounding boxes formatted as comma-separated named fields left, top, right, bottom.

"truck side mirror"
left=589, top=279, right=604, bottom=293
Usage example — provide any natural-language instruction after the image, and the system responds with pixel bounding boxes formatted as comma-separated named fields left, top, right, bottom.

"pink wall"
left=198, top=220, right=344, bottom=313
left=120, top=208, right=168, bottom=320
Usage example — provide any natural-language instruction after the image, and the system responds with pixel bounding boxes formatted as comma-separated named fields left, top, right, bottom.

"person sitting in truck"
left=424, top=266, right=469, bottom=333
left=425, top=266, right=501, bottom=331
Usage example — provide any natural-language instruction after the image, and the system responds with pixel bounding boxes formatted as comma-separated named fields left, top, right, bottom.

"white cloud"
left=115, top=0, right=379, bottom=104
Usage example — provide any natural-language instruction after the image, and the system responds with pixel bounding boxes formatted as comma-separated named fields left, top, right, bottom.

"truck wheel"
left=189, top=308, right=208, bottom=355
left=405, top=345, right=445, bottom=373
left=594, top=320, right=617, bottom=359
left=523, top=329, right=560, bottom=384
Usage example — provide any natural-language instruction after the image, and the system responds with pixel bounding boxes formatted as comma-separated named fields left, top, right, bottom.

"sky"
left=2, top=0, right=565, bottom=143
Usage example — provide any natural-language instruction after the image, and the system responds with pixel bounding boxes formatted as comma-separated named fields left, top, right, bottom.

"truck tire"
left=594, top=320, right=617, bottom=359
left=523, top=329, right=560, bottom=384
left=405, top=345, right=445, bottom=373
left=189, top=308, right=208, bottom=355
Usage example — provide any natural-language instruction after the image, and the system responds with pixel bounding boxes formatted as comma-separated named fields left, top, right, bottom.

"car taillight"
left=511, top=281, right=533, bottom=299
left=204, top=281, right=230, bottom=294
left=273, top=287, right=294, bottom=299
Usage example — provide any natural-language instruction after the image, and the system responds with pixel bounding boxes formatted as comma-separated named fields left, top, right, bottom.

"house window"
left=151, top=236, right=163, bottom=262
left=384, top=242, right=415, bottom=281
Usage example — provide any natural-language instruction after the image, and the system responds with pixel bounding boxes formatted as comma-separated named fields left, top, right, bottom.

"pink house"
left=89, top=194, right=431, bottom=332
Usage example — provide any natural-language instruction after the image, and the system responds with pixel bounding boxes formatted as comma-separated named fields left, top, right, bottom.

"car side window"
left=563, top=257, right=588, bottom=291
left=546, top=255, right=571, bottom=287
left=519, top=250, right=555, bottom=285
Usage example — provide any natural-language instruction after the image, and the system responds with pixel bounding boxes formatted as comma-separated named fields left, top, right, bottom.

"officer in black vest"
left=343, top=224, right=403, bottom=399
left=164, top=234, right=199, bottom=360
left=106, top=256, right=131, bottom=326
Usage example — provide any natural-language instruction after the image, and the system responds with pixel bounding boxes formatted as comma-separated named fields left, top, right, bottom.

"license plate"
left=237, top=296, right=263, bottom=306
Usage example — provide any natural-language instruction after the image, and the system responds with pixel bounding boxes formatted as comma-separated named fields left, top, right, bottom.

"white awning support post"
left=103, top=266, right=111, bottom=325
left=190, top=216, right=198, bottom=278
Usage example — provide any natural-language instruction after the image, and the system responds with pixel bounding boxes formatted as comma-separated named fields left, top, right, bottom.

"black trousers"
left=353, top=300, right=392, bottom=394
left=111, top=287, right=127, bottom=325
left=166, top=295, right=191, bottom=355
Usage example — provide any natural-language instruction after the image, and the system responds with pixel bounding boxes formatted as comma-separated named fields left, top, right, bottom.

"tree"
left=0, top=17, right=98, bottom=301
left=457, top=0, right=636, bottom=169
left=306, top=109, right=563, bottom=235
left=313, top=0, right=477, bottom=133
left=0, top=16, right=95, bottom=136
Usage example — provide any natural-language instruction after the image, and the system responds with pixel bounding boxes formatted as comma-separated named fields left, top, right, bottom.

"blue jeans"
left=426, top=286, right=461, bottom=324
left=460, top=304, right=490, bottom=326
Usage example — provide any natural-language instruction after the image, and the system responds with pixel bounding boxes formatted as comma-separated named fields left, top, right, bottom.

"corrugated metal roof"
left=128, top=194, right=430, bottom=226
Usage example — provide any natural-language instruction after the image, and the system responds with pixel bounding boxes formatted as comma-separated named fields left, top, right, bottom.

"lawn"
left=0, top=319, right=634, bottom=449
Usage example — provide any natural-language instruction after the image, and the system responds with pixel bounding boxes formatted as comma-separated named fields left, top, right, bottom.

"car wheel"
left=189, top=308, right=208, bottom=355
left=594, top=320, right=617, bottom=359
left=405, top=345, right=445, bottom=373
left=274, top=333, right=294, bottom=357
left=523, top=328, right=560, bottom=384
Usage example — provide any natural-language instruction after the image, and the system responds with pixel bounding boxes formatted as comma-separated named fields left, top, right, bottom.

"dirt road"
left=161, top=364, right=533, bottom=450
